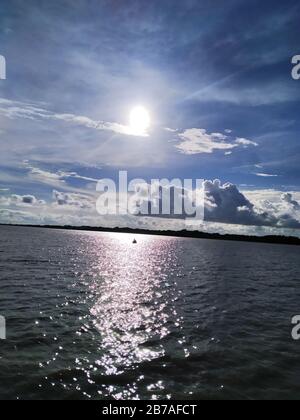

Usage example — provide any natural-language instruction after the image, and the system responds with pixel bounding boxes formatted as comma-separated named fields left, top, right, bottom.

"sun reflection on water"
left=32, top=231, right=183, bottom=400
left=89, top=234, right=178, bottom=378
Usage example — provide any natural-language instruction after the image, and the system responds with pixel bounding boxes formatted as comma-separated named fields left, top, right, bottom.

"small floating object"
left=133, top=239, right=137, bottom=244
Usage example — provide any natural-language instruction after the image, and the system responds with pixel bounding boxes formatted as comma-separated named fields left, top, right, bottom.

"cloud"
left=164, top=127, right=178, bottom=133
left=0, top=98, right=147, bottom=138
left=204, top=180, right=300, bottom=229
left=128, top=179, right=300, bottom=230
left=26, top=165, right=65, bottom=187
left=175, top=129, right=258, bottom=155
left=52, top=190, right=93, bottom=209
left=24, top=163, right=99, bottom=187
left=0, top=190, right=97, bottom=226
left=235, top=138, right=258, bottom=147
left=255, top=173, right=279, bottom=178
left=176, top=129, right=237, bottom=155
left=129, top=181, right=202, bottom=221
left=188, top=82, right=300, bottom=106
left=20, top=195, right=37, bottom=205
left=282, top=193, right=300, bottom=210
left=0, top=194, right=45, bottom=207
left=0, top=209, right=39, bottom=224
left=1, top=180, right=300, bottom=233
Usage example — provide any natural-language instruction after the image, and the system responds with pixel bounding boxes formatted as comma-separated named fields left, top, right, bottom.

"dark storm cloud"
left=204, top=180, right=300, bottom=229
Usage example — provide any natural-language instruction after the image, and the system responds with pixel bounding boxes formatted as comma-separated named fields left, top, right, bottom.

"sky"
left=0, top=0, right=300, bottom=236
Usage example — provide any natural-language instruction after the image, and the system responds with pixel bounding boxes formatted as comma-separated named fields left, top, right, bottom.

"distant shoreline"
left=1, top=223, right=300, bottom=246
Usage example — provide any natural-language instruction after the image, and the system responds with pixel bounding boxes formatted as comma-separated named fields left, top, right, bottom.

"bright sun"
left=129, top=106, right=150, bottom=135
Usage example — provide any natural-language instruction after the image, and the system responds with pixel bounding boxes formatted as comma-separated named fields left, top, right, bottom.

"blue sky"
left=0, top=0, right=300, bottom=234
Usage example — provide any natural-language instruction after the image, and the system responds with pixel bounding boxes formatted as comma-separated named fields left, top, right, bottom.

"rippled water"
left=0, top=225, right=300, bottom=400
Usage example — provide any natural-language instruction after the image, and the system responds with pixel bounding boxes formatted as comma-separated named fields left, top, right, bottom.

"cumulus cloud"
left=175, top=129, right=258, bottom=155
left=1, top=181, right=300, bottom=233
left=282, top=193, right=300, bottom=210
left=52, top=190, right=93, bottom=209
left=204, top=180, right=300, bottom=229
left=129, top=179, right=300, bottom=230
left=0, top=194, right=45, bottom=207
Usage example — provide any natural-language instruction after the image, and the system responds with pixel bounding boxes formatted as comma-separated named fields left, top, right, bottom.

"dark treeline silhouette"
left=1, top=223, right=300, bottom=246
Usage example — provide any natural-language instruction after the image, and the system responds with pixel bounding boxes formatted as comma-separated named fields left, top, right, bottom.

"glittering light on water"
left=89, top=234, right=176, bottom=378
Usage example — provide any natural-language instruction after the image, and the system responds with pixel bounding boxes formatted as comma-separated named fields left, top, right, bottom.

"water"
left=0, top=225, right=300, bottom=400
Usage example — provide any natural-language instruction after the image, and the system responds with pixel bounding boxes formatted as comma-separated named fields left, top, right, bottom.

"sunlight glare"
left=129, top=106, right=150, bottom=136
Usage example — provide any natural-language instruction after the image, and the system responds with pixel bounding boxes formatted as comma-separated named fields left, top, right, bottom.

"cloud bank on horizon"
left=0, top=0, right=300, bottom=236
left=1, top=176, right=300, bottom=238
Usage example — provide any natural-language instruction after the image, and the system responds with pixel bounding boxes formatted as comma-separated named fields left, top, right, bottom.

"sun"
left=129, top=106, right=150, bottom=136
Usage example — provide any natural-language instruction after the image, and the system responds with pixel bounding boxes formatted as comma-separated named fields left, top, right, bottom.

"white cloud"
left=26, top=166, right=65, bottom=187
left=175, top=129, right=258, bottom=156
left=164, top=127, right=178, bottom=133
left=255, top=173, right=279, bottom=178
left=235, top=137, right=258, bottom=147
left=0, top=194, right=45, bottom=207
left=176, top=128, right=237, bottom=155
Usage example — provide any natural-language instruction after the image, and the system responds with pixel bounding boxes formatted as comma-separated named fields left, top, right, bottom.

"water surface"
left=0, top=226, right=300, bottom=400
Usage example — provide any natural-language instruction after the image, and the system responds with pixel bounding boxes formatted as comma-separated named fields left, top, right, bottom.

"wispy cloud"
left=187, top=82, right=300, bottom=106
left=25, top=163, right=99, bottom=186
left=255, top=173, right=279, bottom=178
left=0, top=98, right=148, bottom=138
left=236, top=138, right=258, bottom=147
